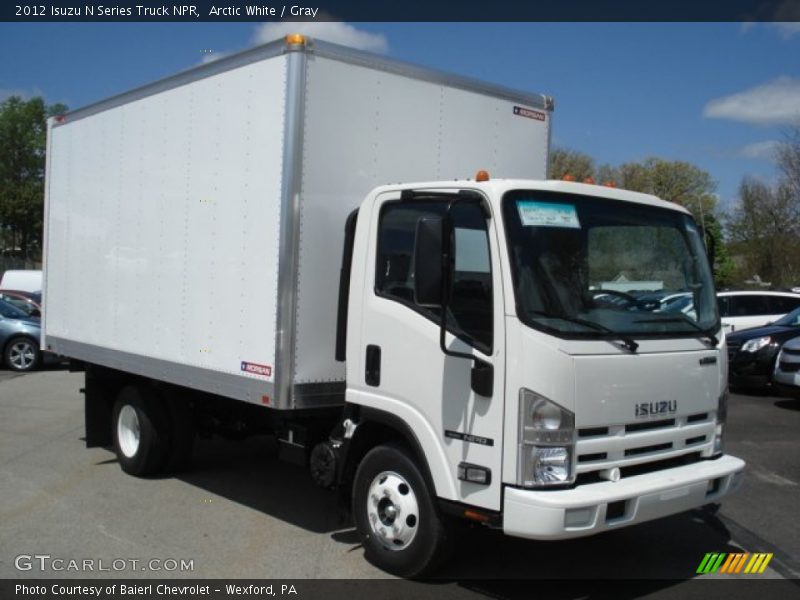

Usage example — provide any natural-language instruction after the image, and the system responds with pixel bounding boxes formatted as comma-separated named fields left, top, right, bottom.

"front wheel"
left=352, top=444, right=450, bottom=578
left=4, top=337, right=41, bottom=372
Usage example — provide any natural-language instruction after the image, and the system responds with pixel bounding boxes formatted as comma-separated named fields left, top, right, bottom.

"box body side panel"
left=44, top=56, right=288, bottom=404
left=293, top=55, right=549, bottom=384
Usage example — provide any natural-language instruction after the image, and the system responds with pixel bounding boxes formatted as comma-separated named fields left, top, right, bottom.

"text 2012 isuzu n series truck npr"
left=42, top=35, right=744, bottom=577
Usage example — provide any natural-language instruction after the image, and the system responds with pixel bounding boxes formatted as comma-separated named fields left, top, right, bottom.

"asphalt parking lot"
left=1, top=368, right=799, bottom=595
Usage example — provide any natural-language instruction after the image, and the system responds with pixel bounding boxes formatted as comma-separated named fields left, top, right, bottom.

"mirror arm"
left=436, top=199, right=493, bottom=397
left=438, top=200, right=472, bottom=361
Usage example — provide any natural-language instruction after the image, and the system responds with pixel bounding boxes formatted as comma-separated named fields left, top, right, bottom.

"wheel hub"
left=9, top=341, right=35, bottom=370
left=366, top=471, right=419, bottom=551
left=117, top=404, right=141, bottom=458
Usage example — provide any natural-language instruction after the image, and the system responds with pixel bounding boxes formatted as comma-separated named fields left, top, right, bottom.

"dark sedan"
left=727, top=306, right=800, bottom=389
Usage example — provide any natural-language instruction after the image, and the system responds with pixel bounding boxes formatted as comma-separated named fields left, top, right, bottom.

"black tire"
left=4, top=336, right=41, bottom=372
left=112, top=385, right=170, bottom=476
left=352, top=443, right=451, bottom=578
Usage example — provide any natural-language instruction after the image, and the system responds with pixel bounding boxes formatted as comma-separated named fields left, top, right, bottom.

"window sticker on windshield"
left=516, top=201, right=581, bottom=228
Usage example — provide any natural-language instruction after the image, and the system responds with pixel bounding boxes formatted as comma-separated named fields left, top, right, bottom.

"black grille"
left=576, top=452, right=702, bottom=485
left=625, top=419, right=675, bottom=433
left=577, top=452, right=608, bottom=463
left=625, top=442, right=673, bottom=456
left=685, top=435, right=706, bottom=446
left=783, top=346, right=800, bottom=356
left=578, top=427, right=609, bottom=438
left=687, top=412, right=708, bottom=423
left=779, top=361, right=800, bottom=373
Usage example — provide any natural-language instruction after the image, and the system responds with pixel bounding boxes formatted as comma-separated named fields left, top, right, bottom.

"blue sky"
left=1, top=21, right=799, bottom=208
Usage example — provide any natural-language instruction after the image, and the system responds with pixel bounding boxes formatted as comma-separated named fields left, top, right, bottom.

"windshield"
left=502, top=190, right=718, bottom=338
left=775, top=306, right=800, bottom=327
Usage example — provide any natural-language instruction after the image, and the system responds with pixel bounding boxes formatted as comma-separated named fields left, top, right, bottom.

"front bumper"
left=503, top=454, right=745, bottom=540
left=773, top=369, right=800, bottom=396
left=728, top=353, right=776, bottom=388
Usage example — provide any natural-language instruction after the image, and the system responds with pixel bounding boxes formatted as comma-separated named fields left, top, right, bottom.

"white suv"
left=718, top=291, right=800, bottom=333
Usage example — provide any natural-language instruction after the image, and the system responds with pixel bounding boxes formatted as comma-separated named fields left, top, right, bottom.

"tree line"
left=0, top=96, right=66, bottom=264
left=548, top=131, right=800, bottom=289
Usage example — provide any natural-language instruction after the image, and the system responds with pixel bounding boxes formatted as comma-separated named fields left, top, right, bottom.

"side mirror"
left=471, top=359, right=493, bottom=397
left=413, top=216, right=445, bottom=307
left=413, top=212, right=494, bottom=398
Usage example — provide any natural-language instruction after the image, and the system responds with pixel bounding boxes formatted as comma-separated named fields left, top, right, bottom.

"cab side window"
left=375, top=200, right=493, bottom=353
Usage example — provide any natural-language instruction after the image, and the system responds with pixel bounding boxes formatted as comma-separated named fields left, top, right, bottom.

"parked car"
left=0, top=269, right=42, bottom=293
left=658, top=293, right=696, bottom=317
left=726, top=305, right=800, bottom=389
left=0, top=298, right=44, bottom=372
left=0, top=290, right=42, bottom=318
left=773, top=335, right=800, bottom=398
left=718, top=290, right=800, bottom=333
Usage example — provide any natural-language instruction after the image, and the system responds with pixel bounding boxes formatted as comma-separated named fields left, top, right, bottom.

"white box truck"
left=43, top=35, right=744, bottom=577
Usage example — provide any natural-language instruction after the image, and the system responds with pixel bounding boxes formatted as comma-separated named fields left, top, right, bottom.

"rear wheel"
left=112, top=386, right=169, bottom=476
left=4, top=337, right=41, bottom=372
left=352, top=443, right=450, bottom=578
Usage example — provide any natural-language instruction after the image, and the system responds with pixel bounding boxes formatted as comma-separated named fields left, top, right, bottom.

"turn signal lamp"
left=285, top=34, right=308, bottom=46
left=475, top=170, right=490, bottom=182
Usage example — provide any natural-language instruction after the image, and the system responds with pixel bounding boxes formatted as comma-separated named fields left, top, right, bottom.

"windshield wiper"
left=634, top=315, right=719, bottom=347
left=528, top=310, right=639, bottom=353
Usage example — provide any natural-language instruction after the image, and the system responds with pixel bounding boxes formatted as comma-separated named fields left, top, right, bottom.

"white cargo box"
left=43, top=36, right=552, bottom=409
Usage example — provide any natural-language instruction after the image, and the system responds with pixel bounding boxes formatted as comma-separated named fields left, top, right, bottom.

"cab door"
left=349, top=190, right=506, bottom=511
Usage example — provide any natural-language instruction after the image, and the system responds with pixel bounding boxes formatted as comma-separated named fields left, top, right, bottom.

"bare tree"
left=776, top=125, right=800, bottom=198
left=548, top=148, right=595, bottom=181
left=727, top=177, right=800, bottom=286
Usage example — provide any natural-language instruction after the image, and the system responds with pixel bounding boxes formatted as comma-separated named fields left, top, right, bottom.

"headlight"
left=741, top=336, right=771, bottom=353
left=713, top=389, right=728, bottom=456
left=532, top=399, right=563, bottom=430
left=531, top=446, right=571, bottom=484
left=518, top=389, right=576, bottom=487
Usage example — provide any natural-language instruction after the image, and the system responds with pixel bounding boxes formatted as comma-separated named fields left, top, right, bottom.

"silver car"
left=773, top=335, right=800, bottom=397
left=0, top=298, right=43, bottom=372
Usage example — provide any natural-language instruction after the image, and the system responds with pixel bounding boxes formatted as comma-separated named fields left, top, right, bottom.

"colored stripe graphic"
left=745, top=553, right=773, bottom=574
left=696, top=552, right=773, bottom=574
left=697, top=553, right=726, bottom=574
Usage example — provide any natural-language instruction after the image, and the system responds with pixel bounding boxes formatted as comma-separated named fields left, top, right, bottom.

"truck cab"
left=341, top=177, right=744, bottom=575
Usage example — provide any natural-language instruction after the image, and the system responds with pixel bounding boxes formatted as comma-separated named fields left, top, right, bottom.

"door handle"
left=365, top=345, right=381, bottom=387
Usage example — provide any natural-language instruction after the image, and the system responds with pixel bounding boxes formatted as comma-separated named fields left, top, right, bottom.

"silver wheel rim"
left=9, top=340, right=36, bottom=370
left=117, top=405, right=141, bottom=458
left=366, top=470, right=419, bottom=551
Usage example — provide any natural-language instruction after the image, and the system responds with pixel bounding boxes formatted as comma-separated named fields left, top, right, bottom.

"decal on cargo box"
left=513, top=106, right=546, bottom=121
left=241, top=361, right=272, bottom=377
left=516, top=201, right=580, bottom=229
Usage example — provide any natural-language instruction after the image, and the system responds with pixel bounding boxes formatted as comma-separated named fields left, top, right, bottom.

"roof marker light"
left=475, top=170, right=490, bottom=182
left=561, top=174, right=576, bottom=182
left=285, top=34, right=307, bottom=46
